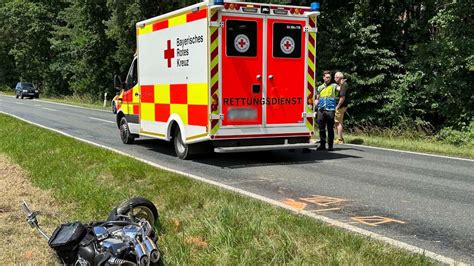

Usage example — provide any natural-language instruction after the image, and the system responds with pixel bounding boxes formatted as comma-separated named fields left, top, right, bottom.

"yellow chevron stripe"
left=308, top=41, right=315, bottom=54
left=308, top=60, right=315, bottom=72
left=211, top=56, right=218, bottom=69
left=307, top=73, right=315, bottom=85
left=211, top=39, right=218, bottom=52
left=211, top=74, right=219, bottom=87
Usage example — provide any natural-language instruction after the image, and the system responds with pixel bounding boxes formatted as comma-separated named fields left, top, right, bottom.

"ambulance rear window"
left=273, top=23, right=302, bottom=58
left=226, top=20, right=257, bottom=57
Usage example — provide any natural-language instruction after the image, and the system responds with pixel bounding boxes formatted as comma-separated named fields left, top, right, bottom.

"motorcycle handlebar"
left=21, top=201, right=33, bottom=216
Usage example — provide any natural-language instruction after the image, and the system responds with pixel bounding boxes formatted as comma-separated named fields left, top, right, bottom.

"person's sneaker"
left=334, top=138, right=344, bottom=144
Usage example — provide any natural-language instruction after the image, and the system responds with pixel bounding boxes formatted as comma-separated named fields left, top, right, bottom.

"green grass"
left=36, top=95, right=110, bottom=110
left=0, top=113, right=432, bottom=265
left=345, top=133, right=474, bottom=159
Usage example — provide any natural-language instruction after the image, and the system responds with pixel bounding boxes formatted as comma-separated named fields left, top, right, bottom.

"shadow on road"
left=134, top=139, right=362, bottom=169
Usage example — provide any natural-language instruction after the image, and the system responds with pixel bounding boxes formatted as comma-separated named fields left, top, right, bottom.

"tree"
left=388, top=1, right=474, bottom=130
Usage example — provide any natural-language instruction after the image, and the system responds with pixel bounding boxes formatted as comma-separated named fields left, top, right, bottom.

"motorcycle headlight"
left=35, top=90, right=39, bottom=93
left=23, top=90, right=28, bottom=92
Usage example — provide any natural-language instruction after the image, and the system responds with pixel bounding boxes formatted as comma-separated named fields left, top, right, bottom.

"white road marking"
left=15, top=102, right=24, bottom=105
left=34, top=99, right=110, bottom=113
left=0, top=110, right=465, bottom=266
left=41, top=107, right=57, bottom=112
left=34, top=104, right=42, bottom=107
left=89, top=116, right=114, bottom=124
left=342, top=143, right=474, bottom=162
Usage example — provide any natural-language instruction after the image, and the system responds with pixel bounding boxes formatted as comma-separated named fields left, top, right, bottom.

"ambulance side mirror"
left=113, top=75, right=123, bottom=91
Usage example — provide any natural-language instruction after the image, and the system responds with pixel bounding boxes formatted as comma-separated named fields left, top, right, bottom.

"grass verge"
left=345, top=133, right=473, bottom=159
left=0, top=113, right=433, bottom=264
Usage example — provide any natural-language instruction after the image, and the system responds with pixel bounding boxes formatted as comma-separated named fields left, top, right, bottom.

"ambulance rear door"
left=266, top=18, right=306, bottom=125
left=221, top=15, right=264, bottom=127
left=220, top=12, right=307, bottom=128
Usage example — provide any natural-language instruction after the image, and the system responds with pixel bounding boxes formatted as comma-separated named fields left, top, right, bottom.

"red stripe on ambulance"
left=186, top=8, right=207, bottom=22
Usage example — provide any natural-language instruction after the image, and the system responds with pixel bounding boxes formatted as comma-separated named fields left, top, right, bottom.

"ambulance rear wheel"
left=120, top=117, right=135, bottom=144
left=174, top=128, right=190, bottom=160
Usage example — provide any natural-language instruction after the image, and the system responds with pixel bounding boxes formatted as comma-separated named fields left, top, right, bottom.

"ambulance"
left=115, top=0, right=321, bottom=159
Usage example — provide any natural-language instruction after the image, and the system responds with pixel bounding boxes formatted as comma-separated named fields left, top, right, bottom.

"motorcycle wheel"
left=109, top=197, right=158, bottom=225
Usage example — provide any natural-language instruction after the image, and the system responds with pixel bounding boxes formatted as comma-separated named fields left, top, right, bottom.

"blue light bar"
left=214, top=0, right=224, bottom=5
left=310, top=2, right=320, bottom=11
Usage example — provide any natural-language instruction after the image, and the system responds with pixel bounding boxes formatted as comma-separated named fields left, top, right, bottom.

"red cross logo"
left=164, top=40, right=175, bottom=68
left=280, top=36, right=295, bottom=54
left=238, top=38, right=247, bottom=48
left=234, top=34, right=250, bottom=53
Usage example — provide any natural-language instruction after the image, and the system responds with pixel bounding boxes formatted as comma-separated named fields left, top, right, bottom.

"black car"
left=15, top=82, right=39, bottom=99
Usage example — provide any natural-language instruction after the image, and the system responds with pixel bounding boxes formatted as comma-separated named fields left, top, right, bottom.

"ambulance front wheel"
left=120, top=117, right=135, bottom=144
left=173, top=128, right=190, bottom=160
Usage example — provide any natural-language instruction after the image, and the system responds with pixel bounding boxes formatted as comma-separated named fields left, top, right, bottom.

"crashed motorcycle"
left=21, top=197, right=161, bottom=266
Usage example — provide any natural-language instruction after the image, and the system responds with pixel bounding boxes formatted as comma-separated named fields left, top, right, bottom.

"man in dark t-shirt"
left=334, top=72, right=348, bottom=144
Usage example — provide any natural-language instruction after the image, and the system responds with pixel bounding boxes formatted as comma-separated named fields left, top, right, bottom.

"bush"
left=0, top=85, right=12, bottom=92
left=435, top=126, right=473, bottom=146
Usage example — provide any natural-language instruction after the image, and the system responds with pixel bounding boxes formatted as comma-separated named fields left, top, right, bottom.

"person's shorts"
left=335, top=107, right=347, bottom=124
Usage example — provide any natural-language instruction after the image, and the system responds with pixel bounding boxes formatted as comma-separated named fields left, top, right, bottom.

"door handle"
left=256, top=75, right=262, bottom=80
left=268, top=75, right=274, bottom=80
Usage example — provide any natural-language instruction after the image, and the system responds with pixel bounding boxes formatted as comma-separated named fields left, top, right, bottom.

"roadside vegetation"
left=0, top=114, right=433, bottom=265
left=345, top=123, right=474, bottom=159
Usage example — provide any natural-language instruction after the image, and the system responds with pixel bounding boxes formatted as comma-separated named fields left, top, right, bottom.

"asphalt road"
left=1, top=95, right=473, bottom=263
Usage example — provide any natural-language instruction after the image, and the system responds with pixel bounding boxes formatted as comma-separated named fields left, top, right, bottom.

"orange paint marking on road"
left=281, top=198, right=307, bottom=210
left=300, top=195, right=347, bottom=206
left=351, top=216, right=406, bottom=227
left=310, top=207, right=341, bottom=212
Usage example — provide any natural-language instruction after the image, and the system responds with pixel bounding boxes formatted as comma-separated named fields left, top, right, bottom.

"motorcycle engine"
left=77, top=221, right=160, bottom=266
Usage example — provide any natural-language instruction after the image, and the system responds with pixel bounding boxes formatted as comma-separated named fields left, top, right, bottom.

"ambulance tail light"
left=224, top=3, right=240, bottom=10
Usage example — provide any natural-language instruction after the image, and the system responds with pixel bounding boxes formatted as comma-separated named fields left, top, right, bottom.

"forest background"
left=0, top=0, right=472, bottom=143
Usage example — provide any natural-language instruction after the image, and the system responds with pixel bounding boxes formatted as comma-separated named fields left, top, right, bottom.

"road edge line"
left=0, top=111, right=467, bottom=266
left=342, top=143, right=473, bottom=162
left=0, top=94, right=110, bottom=113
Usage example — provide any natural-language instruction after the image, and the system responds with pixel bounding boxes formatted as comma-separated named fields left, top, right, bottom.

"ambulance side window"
left=226, top=20, right=257, bottom=57
left=273, top=23, right=302, bottom=58
left=125, top=58, right=138, bottom=89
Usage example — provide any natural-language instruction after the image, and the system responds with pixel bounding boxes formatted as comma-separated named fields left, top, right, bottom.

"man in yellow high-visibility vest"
left=315, top=71, right=337, bottom=151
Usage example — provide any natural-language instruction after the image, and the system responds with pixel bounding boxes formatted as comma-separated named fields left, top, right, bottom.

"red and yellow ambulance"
left=115, top=0, right=321, bottom=159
